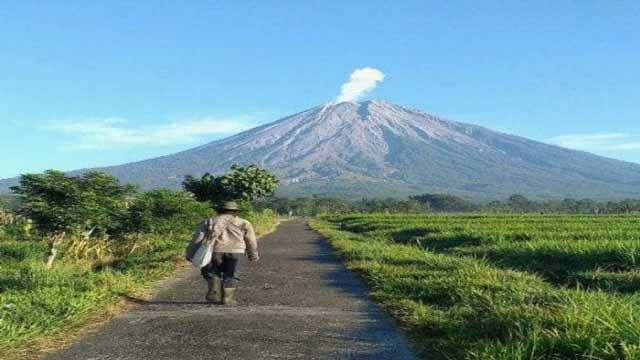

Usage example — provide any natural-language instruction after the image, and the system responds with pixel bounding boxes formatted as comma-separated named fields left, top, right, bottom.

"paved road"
left=45, top=219, right=416, bottom=360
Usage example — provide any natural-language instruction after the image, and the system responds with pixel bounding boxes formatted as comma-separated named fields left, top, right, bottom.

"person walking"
left=187, top=201, right=259, bottom=305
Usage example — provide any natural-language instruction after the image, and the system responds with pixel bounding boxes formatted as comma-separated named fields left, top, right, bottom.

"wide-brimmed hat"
left=217, top=201, right=241, bottom=211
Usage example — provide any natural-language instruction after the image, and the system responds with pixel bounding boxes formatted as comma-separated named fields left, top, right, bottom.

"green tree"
left=123, top=189, right=211, bottom=234
left=394, top=199, right=429, bottom=213
left=12, top=170, right=82, bottom=236
left=410, top=193, right=478, bottom=212
left=12, top=170, right=135, bottom=235
left=11, top=170, right=134, bottom=267
left=182, top=173, right=221, bottom=203
left=77, top=172, right=137, bottom=235
left=507, top=194, right=539, bottom=213
left=183, top=165, right=279, bottom=206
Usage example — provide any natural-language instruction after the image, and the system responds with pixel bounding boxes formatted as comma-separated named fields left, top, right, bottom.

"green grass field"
left=311, top=214, right=640, bottom=359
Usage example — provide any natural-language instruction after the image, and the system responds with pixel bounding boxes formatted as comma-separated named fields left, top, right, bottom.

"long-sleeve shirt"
left=190, top=214, right=258, bottom=257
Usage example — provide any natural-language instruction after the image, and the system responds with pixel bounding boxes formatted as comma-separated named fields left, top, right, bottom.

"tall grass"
left=311, top=215, right=640, bottom=359
left=244, top=208, right=279, bottom=236
left=0, top=234, right=185, bottom=355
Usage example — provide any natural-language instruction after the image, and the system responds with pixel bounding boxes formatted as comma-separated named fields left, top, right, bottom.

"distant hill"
left=3, top=100, right=640, bottom=200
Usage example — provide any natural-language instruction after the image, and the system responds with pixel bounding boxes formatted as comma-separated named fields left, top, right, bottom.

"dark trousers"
left=201, top=252, right=240, bottom=288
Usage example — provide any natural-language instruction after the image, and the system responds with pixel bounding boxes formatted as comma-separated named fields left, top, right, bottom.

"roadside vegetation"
left=311, top=214, right=640, bottom=359
left=0, top=166, right=278, bottom=359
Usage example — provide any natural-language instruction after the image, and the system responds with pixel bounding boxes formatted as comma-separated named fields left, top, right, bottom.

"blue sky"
left=1, top=1, right=639, bottom=178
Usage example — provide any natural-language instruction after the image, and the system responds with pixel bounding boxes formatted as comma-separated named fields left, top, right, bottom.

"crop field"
left=311, top=214, right=640, bottom=360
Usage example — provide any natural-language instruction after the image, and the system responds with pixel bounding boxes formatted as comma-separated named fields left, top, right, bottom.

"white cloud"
left=48, top=116, right=256, bottom=150
left=336, top=67, right=385, bottom=103
left=611, top=142, right=640, bottom=150
left=548, top=132, right=640, bottom=151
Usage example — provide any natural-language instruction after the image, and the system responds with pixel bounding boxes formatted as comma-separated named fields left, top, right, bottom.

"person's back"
left=189, top=201, right=259, bottom=305
left=209, top=213, right=258, bottom=257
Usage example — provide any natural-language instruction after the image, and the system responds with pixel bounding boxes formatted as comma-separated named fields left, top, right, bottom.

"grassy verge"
left=245, top=209, right=279, bottom=236
left=310, top=217, right=640, bottom=360
left=0, top=212, right=278, bottom=359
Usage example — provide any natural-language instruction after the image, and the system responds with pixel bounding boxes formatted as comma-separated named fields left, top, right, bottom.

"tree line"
left=2, top=165, right=278, bottom=268
left=256, top=193, right=640, bottom=216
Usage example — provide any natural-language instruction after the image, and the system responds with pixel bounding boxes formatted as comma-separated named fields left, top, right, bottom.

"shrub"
left=0, top=210, right=32, bottom=241
left=122, top=189, right=211, bottom=235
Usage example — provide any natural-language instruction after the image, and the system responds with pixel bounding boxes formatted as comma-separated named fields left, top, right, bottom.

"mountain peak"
left=325, top=99, right=391, bottom=107
left=317, top=99, right=403, bottom=123
left=3, top=101, right=640, bottom=200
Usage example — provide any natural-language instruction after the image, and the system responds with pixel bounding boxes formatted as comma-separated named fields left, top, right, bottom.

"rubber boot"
left=222, top=287, right=237, bottom=306
left=205, top=276, right=222, bottom=303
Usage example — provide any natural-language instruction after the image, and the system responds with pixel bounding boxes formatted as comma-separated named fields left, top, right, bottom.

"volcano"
left=3, top=100, right=640, bottom=200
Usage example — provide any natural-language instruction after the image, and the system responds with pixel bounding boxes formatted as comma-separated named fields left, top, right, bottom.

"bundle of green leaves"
left=183, top=164, right=278, bottom=207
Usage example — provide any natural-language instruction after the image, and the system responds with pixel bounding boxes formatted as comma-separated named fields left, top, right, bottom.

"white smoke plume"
left=336, top=67, right=385, bottom=102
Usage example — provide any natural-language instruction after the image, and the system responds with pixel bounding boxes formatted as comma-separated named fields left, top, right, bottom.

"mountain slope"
left=2, top=100, right=640, bottom=200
